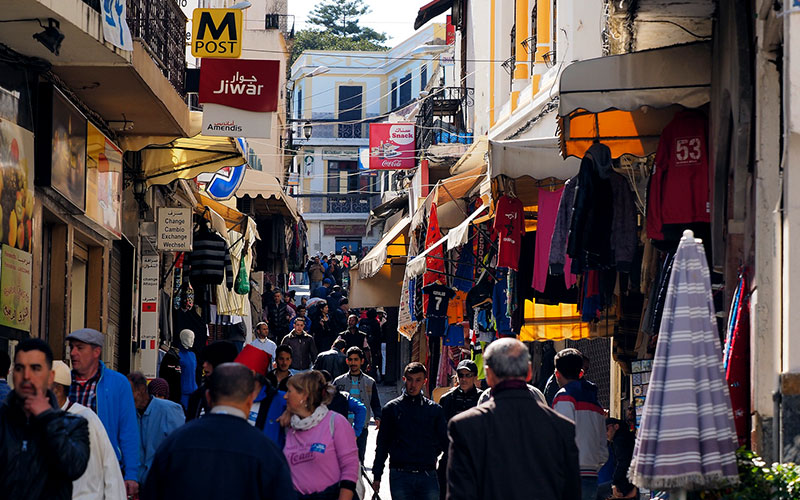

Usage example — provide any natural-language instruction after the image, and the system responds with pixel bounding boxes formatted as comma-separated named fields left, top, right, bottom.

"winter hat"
left=235, top=345, right=272, bottom=376
left=148, top=378, right=170, bottom=399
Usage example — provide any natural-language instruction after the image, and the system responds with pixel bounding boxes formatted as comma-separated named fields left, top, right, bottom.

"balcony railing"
left=416, top=86, right=474, bottom=152
left=304, top=194, right=381, bottom=214
left=127, top=0, right=187, bottom=95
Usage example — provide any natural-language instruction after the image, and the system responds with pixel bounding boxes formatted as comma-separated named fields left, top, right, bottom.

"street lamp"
left=303, top=121, right=312, bottom=139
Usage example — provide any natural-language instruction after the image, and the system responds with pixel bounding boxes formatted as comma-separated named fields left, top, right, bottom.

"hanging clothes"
left=533, top=187, right=564, bottom=293
left=186, top=223, right=234, bottom=289
left=609, top=174, right=639, bottom=273
left=646, top=110, right=710, bottom=241
left=493, top=194, right=524, bottom=270
left=492, top=269, right=513, bottom=337
left=724, top=273, right=750, bottom=447
left=423, top=203, right=446, bottom=312
left=550, top=175, right=578, bottom=283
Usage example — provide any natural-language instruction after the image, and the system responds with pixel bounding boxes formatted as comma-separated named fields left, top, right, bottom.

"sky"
left=288, top=0, right=447, bottom=47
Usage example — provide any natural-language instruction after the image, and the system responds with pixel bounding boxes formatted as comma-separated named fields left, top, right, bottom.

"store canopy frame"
left=358, top=216, right=412, bottom=279
left=234, top=168, right=299, bottom=221
left=489, top=137, right=581, bottom=180
left=140, top=134, right=248, bottom=187
left=558, top=41, right=711, bottom=159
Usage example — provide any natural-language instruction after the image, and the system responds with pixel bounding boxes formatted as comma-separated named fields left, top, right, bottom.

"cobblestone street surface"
left=362, top=383, right=402, bottom=500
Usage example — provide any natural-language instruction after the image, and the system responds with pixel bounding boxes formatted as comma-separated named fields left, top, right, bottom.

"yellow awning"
left=141, top=134, right=247, bottom=186
left=358, top=216, right=411, bottom=279
left=196, top=194, right=248, bottom=231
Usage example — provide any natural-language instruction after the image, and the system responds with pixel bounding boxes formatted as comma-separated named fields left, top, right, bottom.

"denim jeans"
left=310, top=281, right=322, bottom=294
left=581, top=476, right=598, bottom=500
left=389, top=469, right=439, bottom=500
left=356, top=426, right=368, bottom=463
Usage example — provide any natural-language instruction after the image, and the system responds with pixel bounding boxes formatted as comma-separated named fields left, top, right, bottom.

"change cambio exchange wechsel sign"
left=369, top=123, right=415, bottom=169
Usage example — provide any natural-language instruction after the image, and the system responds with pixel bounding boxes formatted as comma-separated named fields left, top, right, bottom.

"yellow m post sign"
left=191, top=9, right=242, bottom=58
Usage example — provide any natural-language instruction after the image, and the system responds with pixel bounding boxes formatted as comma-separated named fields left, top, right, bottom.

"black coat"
left=439, top=386, right=482, bottom=423
left=447, top=387, right=580, bottom=500
left=141, top=413, right=296, bottom=500
left=0, top=391, right=90, bottom=500
left=611, top=426, right=636, bottom=495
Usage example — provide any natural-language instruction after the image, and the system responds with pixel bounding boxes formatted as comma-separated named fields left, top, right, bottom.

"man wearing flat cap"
left=67, top=328, right=141, bottom=498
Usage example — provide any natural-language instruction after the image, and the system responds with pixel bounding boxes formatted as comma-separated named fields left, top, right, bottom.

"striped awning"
left=629, top=230, right=739, bottom=491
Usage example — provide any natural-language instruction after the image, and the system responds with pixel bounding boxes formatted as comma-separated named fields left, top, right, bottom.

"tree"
left=289, top=29, right=386, bottom=66
left=306, top=0, right=387, bottom=43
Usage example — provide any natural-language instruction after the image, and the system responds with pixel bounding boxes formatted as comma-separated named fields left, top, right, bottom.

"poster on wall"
left=369, top=123, right=415, bottom=169
left=0, top=244, right=32, bottom=332
left=139, top=254, right=160, bottom=378
left=0, top=119, right=34, bottom=252
left=86, top=123, right=122, bottom=238
left=51, top=89, right=87, bottom=210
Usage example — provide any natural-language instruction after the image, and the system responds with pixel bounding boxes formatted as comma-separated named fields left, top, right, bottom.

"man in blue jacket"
left=68, top=328, right=140, bottom=497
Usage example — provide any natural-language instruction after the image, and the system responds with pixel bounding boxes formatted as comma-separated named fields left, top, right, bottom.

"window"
left=391, top=81, right=397, bottom=110
left=337, top=85, right=363, bottom=138
left=399, top=74, right=412, bottom=107
left=296, top=88, right=302, bottom=119
left=420, top=65, right=427, bottom=89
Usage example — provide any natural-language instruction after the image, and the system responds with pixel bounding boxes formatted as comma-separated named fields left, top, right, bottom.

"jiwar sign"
left=369, top=123, right=416, bottom=169
left=157, top=208, right=193, bottom=251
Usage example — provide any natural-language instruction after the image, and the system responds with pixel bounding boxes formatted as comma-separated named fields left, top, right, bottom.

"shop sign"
left=201, top=103, right=273, bottom=138
left=321, top=148, right=358, bottom=159
left=369, top=123, right=415, bottom=169
left=86, top=123, right=122, bottom=238
left=323, top=224, right=365, bottom=237
left=101, top=0, right=133, bottom=51
left=0, top=119, right=34, bottom=253
left=191, top=9, right=242, bottom=58
left=157, top=208, right=193, bottom=252
left=199, top=59, right=279, bottom=112
left=195, top=164, right=247, bottom=201
left=0, top=245, right=32, bottom=332
left=139, top=254, right=160, bottom=378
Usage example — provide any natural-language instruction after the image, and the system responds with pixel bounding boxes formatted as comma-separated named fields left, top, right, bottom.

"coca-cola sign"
left=199, top=59, right=279, bottom=112
left=369, top=123, right=415, bottom=169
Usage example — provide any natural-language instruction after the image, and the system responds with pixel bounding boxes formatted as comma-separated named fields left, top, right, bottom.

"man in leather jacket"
left=0, top=338, right=90, bottom=500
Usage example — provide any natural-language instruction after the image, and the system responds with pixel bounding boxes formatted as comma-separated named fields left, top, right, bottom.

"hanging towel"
left=533, top=187, right=564, bottom=292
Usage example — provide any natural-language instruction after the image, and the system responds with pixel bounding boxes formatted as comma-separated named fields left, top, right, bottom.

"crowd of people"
left=0, top=322, right=637, bottom=500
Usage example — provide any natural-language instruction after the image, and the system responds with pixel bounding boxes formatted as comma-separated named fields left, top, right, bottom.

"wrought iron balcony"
left=126, top=0, right=187, bottom=95
left=303, top=194, right=381, bottom=214
left=416, top=86, right=474, bottom=152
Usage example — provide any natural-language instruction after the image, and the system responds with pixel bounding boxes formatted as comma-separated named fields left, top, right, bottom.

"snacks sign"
left=368, top=123, right=415, bottom=169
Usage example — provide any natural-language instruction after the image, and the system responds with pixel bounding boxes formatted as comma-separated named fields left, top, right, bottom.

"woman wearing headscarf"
left=282, top=371, right=359, bottom=500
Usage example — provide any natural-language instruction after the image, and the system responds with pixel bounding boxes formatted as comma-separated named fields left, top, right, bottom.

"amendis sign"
left=191, top=9, right=242, bottom=58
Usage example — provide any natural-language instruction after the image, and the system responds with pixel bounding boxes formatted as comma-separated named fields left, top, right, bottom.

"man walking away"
left=52, top=361, right=126, bottom=500
left=373, top=362, right=447, bottom=500
left=552, top=348, right=608, bottom=500
left=437, top=360, right=483, bottom=499
left=447, top=338, right=580, bottom=500
left=127, top=372, right=185, bottom=484
left=141, top=363, right=296, bottom=500
left=0, top=339, right=90, bottom=500
left=334, top=346, right=382, bottom=463
left=281, top=317, right=317, bottom=371
left=67, top=328, right=140, bottom=497
left=314, top=338, right=348, bottom=379
left=186, top=340, right=239, bottom=421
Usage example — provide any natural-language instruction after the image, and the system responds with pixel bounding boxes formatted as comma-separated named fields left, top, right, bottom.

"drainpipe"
left=773, top=389, right=782, bottom=462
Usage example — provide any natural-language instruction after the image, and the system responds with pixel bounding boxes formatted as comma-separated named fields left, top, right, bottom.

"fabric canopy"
left=414, top=0, right=452, bottom=30
left=141, top=134, right=247, bottom=186
left=450, top=135, right=488, bottom=175
left=234, top=168, right=299, bottom=221
left=558, top=42, right=711, bottom=159
left=197, top=194, right=248, bottom=231
left=412, top=164, right=486, bottom=230
left=367, top=193, right=409, bottom=230
left=358, top=216, right=411, bottom=279
left=489, top=137, right=581, bottom=179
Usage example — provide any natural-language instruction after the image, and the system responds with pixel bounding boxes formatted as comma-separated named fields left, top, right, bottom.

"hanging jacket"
left=549, top=176, right=578, bottom=276
left=646, top=110, right=710, bottom=241
left=186, top=226, right=233, bottom=289
left=609, top=173, right=639, bottom=273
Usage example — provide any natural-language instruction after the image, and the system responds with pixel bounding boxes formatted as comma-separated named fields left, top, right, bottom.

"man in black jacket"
left=142, top=363, right=295, bottom=500
left=600, top=418, right=636, bottom=499
left=373, top=362, right=447, bottom=500
left=0, top=338, right=90, bottom=500
left=447, top=338, right=580, bottom=500
left=266, top=290, right=290, bottom=341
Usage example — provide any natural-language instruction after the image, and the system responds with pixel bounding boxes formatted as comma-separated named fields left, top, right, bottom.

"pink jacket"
left=283, top=410, right=359, bottom=494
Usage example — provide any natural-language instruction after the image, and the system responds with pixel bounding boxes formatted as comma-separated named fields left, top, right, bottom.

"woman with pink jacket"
left=283, top=370, right=359, bottom=500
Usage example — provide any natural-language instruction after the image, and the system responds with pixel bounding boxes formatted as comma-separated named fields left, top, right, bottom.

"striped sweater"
left=186, top=229, right=233, bottom=289
left=553, top=379, right=608, bottom=478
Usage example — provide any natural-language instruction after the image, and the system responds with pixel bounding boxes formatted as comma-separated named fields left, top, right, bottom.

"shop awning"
left=358, top=216, right=411, bottom=279
left=450, top=136, right=488, bottom=175
left=558, top=42, right=711, bottom=159
left=234, top=168, right=299, bottom=221
left=414, top=0, right=452, bottom=30
left=196, top=193, right=249, bottom=232
left=412, top=164, right=486, bottom=230
left=348, top=266, right=405, bottom=308
left=489, top=137, right=581, bottom=179
left=367, top=193, right=409, bottom=230
left=141, top=134, right=247, bottom=186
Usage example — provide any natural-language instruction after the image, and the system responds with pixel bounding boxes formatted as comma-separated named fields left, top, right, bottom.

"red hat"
left=235, top=345, right=272, bottom=376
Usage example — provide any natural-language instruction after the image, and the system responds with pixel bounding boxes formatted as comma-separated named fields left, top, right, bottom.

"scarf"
left=290, top=404, right=330, bottom=431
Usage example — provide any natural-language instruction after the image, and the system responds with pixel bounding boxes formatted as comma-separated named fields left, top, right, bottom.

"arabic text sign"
left=201, top=103, right=273, bottom=138
left=199, top=59, right=279, bottom=112
left=191, top=9, right=243, bottom=58
left=368, top=123, right=415, bottom=169
left=139, top=254, right=159, bottom=378
left=157, top=208, right=193, bottom=251
left=0, top=245, right=32, bottom=332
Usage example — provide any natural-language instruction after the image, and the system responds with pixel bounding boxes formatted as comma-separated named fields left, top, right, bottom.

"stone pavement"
left=361, top=382, right=402, bottom=500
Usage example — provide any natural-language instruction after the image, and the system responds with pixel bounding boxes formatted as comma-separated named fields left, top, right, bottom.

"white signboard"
left=101, top=0, right=133, bottom=51
left=202, top=103, right=273, bottom=138
left=139, top=254, right=160, bottom=378
left=157, top=208, right=193, bottom=251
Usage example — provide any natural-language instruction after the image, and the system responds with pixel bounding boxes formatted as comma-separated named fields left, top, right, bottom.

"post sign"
left=191, top=9, right=243, bottom=59
left=157, top=208, right=193, bottom=251
left=139, top=254, right=160, bottom=378
left=369, top=123, right=416, bottom=169
left=199, top=59, right=279, bottom=112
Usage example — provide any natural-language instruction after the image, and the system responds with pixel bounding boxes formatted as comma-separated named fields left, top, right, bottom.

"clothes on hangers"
left=493, top=194, right=524, bottom=270
left=549, top=176, right=579, bottom=287
left=185, top=223, right=234, bottom=289
left=609, top=174, right=639, bottom=273
left=533, top=187, right=564, bottom=293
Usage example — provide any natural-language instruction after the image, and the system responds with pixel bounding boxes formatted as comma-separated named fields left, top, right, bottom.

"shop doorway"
left=335, top=239, right=361, bottom=255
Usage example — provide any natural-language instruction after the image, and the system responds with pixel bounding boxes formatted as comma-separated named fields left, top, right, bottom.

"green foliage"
left=289, top=28, right=387, bottom=67
left=694, top=448, right=800, bottom=500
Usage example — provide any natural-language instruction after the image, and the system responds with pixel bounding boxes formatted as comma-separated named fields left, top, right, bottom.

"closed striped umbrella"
left=629, top=230, right=739, bottom=491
